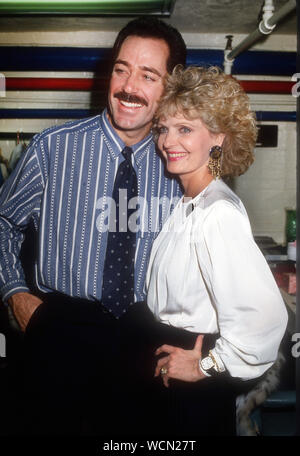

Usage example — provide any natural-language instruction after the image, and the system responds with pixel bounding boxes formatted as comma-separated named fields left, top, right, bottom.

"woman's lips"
left=167, top=152, right=187, bottom=161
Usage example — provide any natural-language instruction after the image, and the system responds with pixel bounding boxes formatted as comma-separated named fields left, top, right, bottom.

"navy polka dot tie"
left=101, top=147, right=137, bottom=318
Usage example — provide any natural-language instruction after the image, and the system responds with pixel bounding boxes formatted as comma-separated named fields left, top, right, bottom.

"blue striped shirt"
left=0, top=109, right=181, bottom=302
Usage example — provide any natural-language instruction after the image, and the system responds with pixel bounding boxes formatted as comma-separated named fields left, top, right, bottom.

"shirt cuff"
left=1, top=282, right=30, bottom=305
left=209, top=348, right=226, bottom=373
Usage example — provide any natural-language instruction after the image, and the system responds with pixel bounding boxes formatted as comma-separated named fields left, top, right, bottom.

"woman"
left=145, top=66, right=288, bottom=435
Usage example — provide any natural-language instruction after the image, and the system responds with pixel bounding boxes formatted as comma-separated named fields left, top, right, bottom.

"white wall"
left=233, top=121, right=296, bottom=245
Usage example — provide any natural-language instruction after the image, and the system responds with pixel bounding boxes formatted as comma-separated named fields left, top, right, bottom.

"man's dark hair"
left=111, top=16, right=186, bottom=74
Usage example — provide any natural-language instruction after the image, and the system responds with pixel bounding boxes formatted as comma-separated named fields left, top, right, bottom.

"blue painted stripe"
left=0, top=47, right=296, bottom=76
left=0, top=109, right=98, bottom=118
left=187, top=49, right=296, bottom=76
left=0, top=47, right=112, bottom=72
left=255, top=111, right=296, bottom=122
left=0, top=109, right=296, bottom=122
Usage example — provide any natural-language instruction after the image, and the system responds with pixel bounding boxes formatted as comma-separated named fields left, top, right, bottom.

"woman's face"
left=156, top=112, right=224, bottom=181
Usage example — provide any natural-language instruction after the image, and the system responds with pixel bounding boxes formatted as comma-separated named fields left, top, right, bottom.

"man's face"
left=108, top=36, right=169, bottom=144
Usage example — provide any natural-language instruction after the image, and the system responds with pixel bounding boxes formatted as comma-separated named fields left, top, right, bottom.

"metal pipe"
left=267, top=0, right=297, bottom=26
left=225, top=29, right=262, bottom=62
left=224, top=35, right=234, bottom=74
left=259, top=0, right=276, bottom=34
left=226, top=0, right=296, bottom=61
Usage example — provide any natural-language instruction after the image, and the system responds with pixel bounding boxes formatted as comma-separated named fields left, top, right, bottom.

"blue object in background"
left=0, top=47, right=296, bottom=76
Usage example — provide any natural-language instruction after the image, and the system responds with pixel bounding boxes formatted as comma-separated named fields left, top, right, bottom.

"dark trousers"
left=16, top=293, right=159, bottom=436
left=6, top=293, right=258, bottom=437
left=151, top=322, right=241, bottom=436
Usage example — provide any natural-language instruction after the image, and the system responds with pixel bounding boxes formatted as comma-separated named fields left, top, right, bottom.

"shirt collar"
left=99, top=108, right=153, bottom=166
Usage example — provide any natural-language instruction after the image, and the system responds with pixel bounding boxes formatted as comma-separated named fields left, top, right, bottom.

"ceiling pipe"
left=224, top=35, right=234, bottom=75
left=259, top=0, right=276, bottom=34
left=223, top=0, right=296, bottom=74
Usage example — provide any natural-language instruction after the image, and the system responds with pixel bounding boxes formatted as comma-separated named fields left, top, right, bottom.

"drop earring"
left=208, top=145, right=222, bottom=180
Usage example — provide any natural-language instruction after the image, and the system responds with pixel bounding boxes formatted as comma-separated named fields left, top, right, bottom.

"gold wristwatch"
left=200, top=354, right=219, bottom=376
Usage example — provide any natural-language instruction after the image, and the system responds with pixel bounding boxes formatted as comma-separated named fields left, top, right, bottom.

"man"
left=0, top=17, right=186, bottom=435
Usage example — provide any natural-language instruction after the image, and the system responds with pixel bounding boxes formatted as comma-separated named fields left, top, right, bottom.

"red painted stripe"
left=5, top=78, right=294, bottom=94
left=238, top=80, right=294, bottom=94
left=5, top=77, right=108, bottom=91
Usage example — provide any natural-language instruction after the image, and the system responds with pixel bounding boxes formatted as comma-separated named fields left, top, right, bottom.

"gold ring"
left=160, top=367, right=168, bottom=375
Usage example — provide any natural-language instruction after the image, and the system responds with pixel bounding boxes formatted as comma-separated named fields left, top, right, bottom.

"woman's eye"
left=157, top=126, right=167, bottom=135
left=179, top=126, right=191, bottom=134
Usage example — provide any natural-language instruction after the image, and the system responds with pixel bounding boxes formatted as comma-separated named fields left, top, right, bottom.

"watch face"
left=201, top=356, right=215, bottom=371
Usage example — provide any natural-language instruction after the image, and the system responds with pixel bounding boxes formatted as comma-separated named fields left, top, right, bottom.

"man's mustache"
left=114, top=91, right=148, bottom=107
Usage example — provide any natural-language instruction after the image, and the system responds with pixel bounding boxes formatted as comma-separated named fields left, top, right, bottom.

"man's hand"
left=154, top=335, right=207, bottom=387
left=7, top=292, right=43, bottom=332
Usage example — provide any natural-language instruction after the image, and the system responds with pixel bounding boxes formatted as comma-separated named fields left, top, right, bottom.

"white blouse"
left=145, top=179, right=288, bottom=380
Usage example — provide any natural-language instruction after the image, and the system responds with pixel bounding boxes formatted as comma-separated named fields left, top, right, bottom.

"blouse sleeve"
left=198, top=200, right=288, bottom=380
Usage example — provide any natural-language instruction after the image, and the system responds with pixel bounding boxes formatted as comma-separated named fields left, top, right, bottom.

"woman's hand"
left=154, top=335, right=207, bottom=387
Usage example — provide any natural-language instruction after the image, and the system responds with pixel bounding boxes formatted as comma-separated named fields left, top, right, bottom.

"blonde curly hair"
left=153, top=65, right=257, bottom=177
